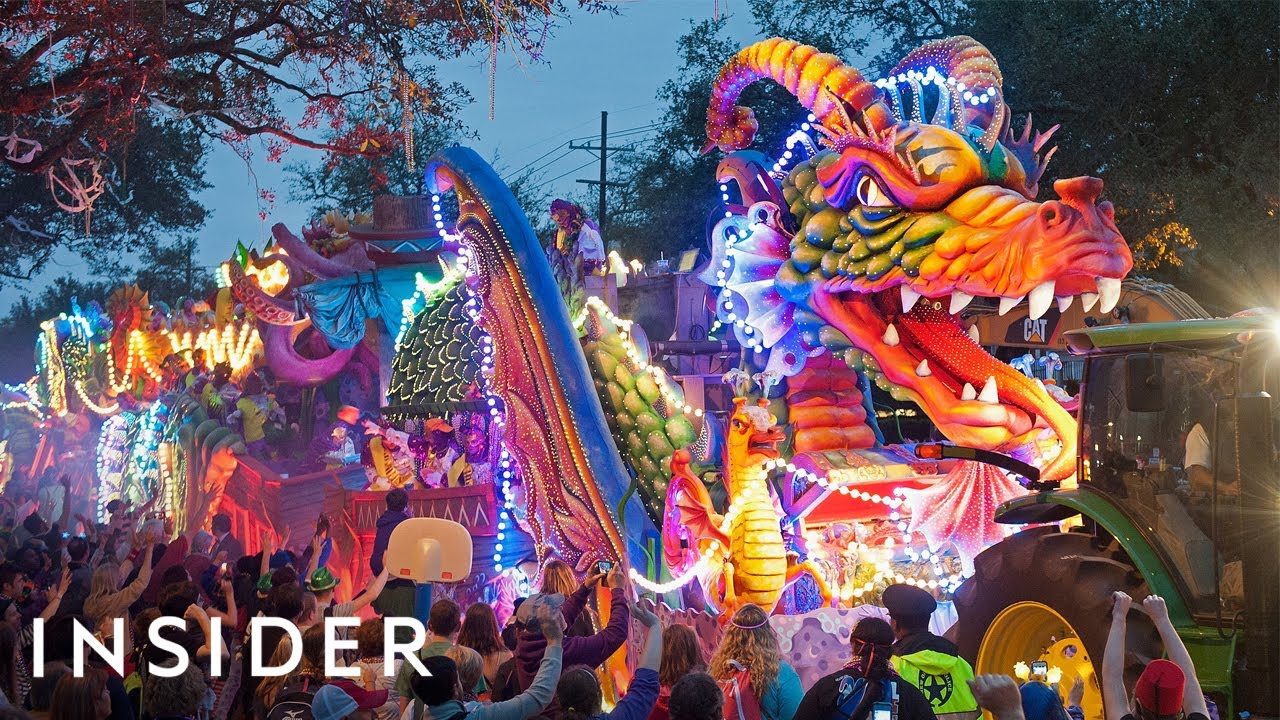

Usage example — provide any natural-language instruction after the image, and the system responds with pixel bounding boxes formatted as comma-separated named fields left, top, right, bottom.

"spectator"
left=369, top=490, right=414, bottom=621
left=139, top=659, right=208, bottom=720
left=84, top=542, right=156, bottom=647
left=209, top=513, right=244, bottom=563
left=1019, top=680, right=1068, bottom=720
left=394, top=598, right=462, bottom=711
left=1103, top=593, right=1210, bottom=720
left=28, top=662, right=70, bottom=720
left=650, top=624, right=705, bottom=720
left=553, top=601, right=661, bottom=720
left=402, top=600, right=566, bottom=720
left=491, top=599, right=526, bottom=703
left=256, top=625, right=329, bottom=719
left=313, top=685, right=360, bottom=720
left=514, top=566, right=629, bottom=707
left=458, top=602, right=514, bottom=689
left=60, top=536, right=93, bottom=616
left=447, top=645, right=485, bottom=701
left=666, top=673, right=722, bottom=720
left=708, top=604, right=802, bottom=720
left=370, top=490, right=409, bottom=577
left=351, top=618, right=402, bottom=720
left=882, top=584, right=979, bottom=720
left=50, top=668, right=113, bottom=720
left=538, top=560, right=596, bottom=638
left=307, top=566, right=390, bottom=624
left=794, top=617, right=935, bottom=720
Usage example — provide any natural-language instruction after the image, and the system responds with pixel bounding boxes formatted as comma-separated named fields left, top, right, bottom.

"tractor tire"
left=954, top=525, right=1163, bottom=703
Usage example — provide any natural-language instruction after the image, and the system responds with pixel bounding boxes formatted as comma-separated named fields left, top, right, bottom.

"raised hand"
left=1142, top=594, right=1170, bottom=623
left=1068, top=675, right=1085, bottom=707
left=630, top=602, right=659, bottom=628
left=1111, top=591, right=1132, bottom=620
left=967, top=675, right=1024, bottom=720
left=606, top=564, right=626, bottom=591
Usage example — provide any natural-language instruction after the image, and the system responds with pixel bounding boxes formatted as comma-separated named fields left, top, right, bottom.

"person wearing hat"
left=795, top=617, right=937, bottom=720
left=1102, top=593, right=1209, bottom=720
left=313, top=684, right=362, bottom=720
left=307, top=564, right=390, bottom=626
left=882, top=584, right=979, bottom=720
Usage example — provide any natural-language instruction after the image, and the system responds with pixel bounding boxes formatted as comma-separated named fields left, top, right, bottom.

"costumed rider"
left=364, top=419, right=414, bottom=490
left=446, top=420, right=492, bottom=487
left=882, top=584, right=979, bottom=720
left=418, top=418, right=457, bottom=488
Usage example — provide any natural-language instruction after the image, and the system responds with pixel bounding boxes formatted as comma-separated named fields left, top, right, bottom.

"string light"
left=573, top=297, right=705, bottom=419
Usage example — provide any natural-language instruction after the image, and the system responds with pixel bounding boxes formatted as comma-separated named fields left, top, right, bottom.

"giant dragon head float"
left=702, top=37, right=1133, bottom=482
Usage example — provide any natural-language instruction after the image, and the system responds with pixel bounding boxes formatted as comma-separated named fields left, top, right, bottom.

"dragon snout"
left=1054, top=176, right=1104, bottom=209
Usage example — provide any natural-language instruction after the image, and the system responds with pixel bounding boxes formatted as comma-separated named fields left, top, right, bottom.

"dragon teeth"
left=960, top=382, right=977, bottom=401
left=977, top=376, right=999, bottom=404
left=1056, top=295, right=1073, bottom=313
left=1098, top=277, right=1122, bottom=313
left=900, top=285, right=922, bottom=313
left=949, top=291, right=975, bottom=314
left=1027, top=280, right=1056, bottom=320
left=882, top=323, right=900, bottom=346
left=998, top=295, right=1024, bottom=316
left=967, top=325, right=980, bottom=343
left=1080, top=292, right=1099, bottom=312
left=915, top=359, right=931, bottom=377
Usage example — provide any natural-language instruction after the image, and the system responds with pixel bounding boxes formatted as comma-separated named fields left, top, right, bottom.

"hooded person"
left=1019, top=680, right=1069, bottom=720
left=512, top=571, right=630, bottom=714
left=794, top=617, right=936, bottom=720
left=882, top=584, right=979, bottom=720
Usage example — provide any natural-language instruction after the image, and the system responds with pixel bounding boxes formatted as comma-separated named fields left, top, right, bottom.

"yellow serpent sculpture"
left=664, top=397, right=832, bottom=616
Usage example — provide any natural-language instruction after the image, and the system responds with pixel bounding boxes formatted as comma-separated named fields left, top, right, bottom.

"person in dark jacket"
left=795, top=617, right=936, bottom=720
left=514, top=567, right=631, bottom=715
left=371, top=488, right=410, bottom=576
left=371, top=488, right=416, bottom=624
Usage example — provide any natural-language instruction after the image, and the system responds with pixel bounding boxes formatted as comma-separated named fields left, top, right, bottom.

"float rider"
left=883, top=584, right=979, bottom=720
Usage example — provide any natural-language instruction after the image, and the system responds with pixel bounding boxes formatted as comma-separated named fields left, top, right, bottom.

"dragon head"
left=702, top=37, right=1133, bottom=482
left=726, top=397, right=785, bottom=466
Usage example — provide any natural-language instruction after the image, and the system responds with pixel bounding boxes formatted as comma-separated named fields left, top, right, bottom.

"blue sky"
left=4, top=2, right=778, bottom=312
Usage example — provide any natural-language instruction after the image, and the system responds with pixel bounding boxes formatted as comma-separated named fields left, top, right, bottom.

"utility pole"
left=571, top=111, right=627, bottom=235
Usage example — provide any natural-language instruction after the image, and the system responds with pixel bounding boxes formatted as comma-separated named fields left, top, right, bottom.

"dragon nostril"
left=1039, top=201, right=1066, bottom=229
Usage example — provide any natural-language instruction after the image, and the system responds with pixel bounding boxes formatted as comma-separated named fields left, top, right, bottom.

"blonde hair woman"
left=539, top=558, right=598, bottom=637
left=708, top=604, right=802, bottom=720
left=84, top=540, right=155, bottom=648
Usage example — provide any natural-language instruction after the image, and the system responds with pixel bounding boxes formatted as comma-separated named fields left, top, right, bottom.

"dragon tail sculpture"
left=424, top=147, right=652, bottom=571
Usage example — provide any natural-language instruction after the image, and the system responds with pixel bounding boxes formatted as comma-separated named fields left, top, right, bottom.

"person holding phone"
left=795, top=617, right=936, bottom=720
left=537, top=559, right=606, bottom=638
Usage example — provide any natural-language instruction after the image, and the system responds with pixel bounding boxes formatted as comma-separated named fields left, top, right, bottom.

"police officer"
left=882, top=584, right=980, bottom=720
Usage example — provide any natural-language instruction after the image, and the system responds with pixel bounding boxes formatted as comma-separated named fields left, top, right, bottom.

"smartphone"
left=873, top=702, right=892, bottom=720
left=220, top=562, right=230, bottom=573
left=597, top=560, right=613, bottom=574
left=1032, top=660, right=1048, bottom=676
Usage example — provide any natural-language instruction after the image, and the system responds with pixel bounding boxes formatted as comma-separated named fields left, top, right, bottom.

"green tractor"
left=952, top=313, right=1279, bottom=719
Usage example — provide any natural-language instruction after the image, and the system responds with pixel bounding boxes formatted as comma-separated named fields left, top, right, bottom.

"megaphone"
left=384, top=517, right=473, bottom=583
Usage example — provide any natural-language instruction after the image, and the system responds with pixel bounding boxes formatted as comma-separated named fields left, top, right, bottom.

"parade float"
left=5, top=32, right=1274, bottom=719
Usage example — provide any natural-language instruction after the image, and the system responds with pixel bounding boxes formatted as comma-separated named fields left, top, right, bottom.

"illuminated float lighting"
left=573, top=297, right=705, bottom=419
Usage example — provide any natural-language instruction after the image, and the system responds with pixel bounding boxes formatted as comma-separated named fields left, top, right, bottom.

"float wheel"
left=953, top=526, right=1161, bottom=720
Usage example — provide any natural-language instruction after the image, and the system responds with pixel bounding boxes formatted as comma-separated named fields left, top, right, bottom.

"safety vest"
left=891, top=650, right=980, bottom=720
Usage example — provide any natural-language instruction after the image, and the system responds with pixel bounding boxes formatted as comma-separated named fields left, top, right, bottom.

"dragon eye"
left=856, top=175, right=895, bottom=208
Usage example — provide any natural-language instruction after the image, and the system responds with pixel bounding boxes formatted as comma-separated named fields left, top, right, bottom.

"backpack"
left=830, top=675, right=895, bottom=720
left=267, top=678, right=320, bottom=720
left=720, top=660, right=764, bottom=720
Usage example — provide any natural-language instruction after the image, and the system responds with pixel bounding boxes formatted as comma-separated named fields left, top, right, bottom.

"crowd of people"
left=0, top=486, right=1217, bottom=720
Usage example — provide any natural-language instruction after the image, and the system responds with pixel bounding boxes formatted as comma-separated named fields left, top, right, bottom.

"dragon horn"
left=888, top=36, right=1007, bottom=152
left=702, top=38, right=894, bottom=154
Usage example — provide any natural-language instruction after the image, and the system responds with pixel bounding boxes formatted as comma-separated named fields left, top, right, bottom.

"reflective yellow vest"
left=892, top=649, right=980, bottom=720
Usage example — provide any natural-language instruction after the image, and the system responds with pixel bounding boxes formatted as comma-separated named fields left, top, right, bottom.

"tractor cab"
left=964, top=313, right=1278, bottom=718
left=1063, top=314, right=1278, bottom=714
